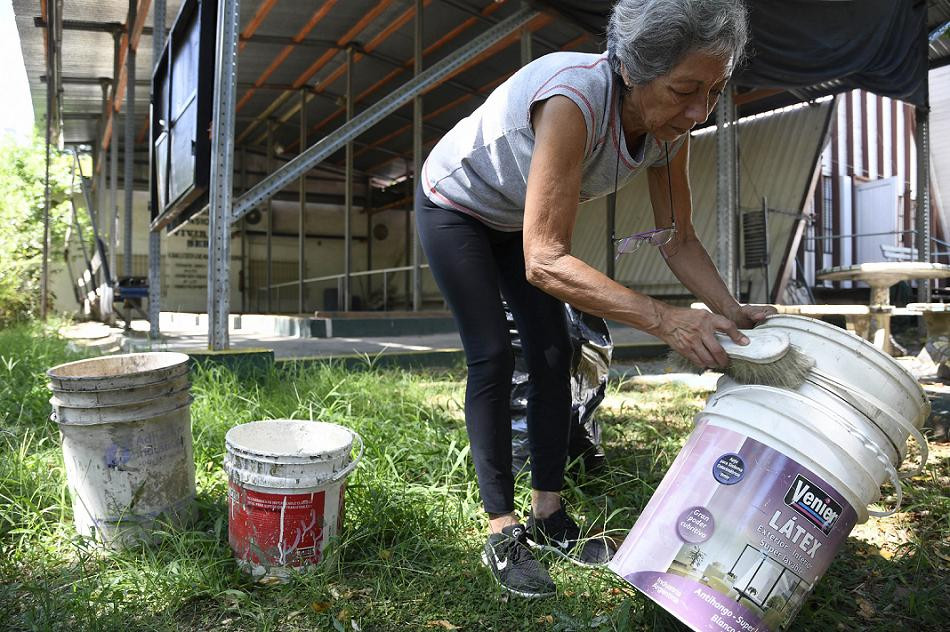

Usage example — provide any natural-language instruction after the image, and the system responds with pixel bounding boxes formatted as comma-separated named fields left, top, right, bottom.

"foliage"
left=0, top=133, right=79, bottom=327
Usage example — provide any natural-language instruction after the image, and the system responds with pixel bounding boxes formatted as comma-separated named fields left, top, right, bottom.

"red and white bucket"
left=224, top=419, right=363, bottom=580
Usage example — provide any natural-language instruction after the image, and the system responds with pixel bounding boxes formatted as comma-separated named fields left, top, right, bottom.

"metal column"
left=207, top=0, right=240, bottom=350
left=149, top=0, right=166, bottom=339
left=109, top=31, right=120, bottom=284
left=715, top=84, right=738, bottom=297
left=916, top=106, right=932, bottom=301
left=298, top=89, right=307, bottom=314
left=97, top=79, right=110, bottom=230
left=41, top=1, right=53, bottom=320
left=365, top=180, right=373, bottom=301
left=411, top=0, right=424, bottom=311
left=123, top=0, right=136, bottom=280
left=240, top=147, right=248, bottom=313
left=266, top=119, right=274, bottom=313
left=344, top=46, right=354, bottom=312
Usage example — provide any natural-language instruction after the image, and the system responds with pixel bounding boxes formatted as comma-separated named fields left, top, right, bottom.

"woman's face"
left=625, top=51, right=731, bottom=142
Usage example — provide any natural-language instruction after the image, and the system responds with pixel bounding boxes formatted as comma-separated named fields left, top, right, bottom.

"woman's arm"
left=647, top=139, right=774, bottom=328
left=522, top=96, right=746, bottom=368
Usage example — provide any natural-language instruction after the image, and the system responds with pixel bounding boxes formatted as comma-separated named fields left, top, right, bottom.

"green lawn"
left=0, top=322, right=947, bottom=631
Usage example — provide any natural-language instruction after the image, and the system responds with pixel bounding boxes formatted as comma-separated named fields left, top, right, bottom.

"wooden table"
left=817, top=262, right=950, bottom=355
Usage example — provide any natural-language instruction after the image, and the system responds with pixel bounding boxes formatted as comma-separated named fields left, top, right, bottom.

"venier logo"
left=784, top=474, right=842, bottom=535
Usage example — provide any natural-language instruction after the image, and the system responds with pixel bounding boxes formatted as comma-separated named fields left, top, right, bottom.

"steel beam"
left=344, top=47, right=354, bottom=312
left=148, top=0, right=165, bottom=339
left=240, top=147, right=248, bottom=313
left=916, top=106, right=932, bottom=301
left=298, top=89, right=306, bottom=314
left=42, top=2, right=52, bottom=321
left=207, top=0, right=240, bottom=350
left=266, top=119, right=274, bottom=313
left=412, top=0, right=423, bottom=311
left=109, top=31, right=120, bottom=284
left=232, top=6, right=538, bottom=222
left=123, top=0, right=136, bottom=280
left=715, top=84, right=738, bottom=297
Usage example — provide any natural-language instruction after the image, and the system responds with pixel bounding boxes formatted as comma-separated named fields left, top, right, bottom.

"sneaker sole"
left=524, top=537, right=608, bottom=568
left=479, top=551, right=556, bottom=599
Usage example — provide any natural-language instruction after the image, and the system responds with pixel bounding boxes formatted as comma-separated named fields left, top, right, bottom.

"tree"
left=0, top=131, right=76, bottom=327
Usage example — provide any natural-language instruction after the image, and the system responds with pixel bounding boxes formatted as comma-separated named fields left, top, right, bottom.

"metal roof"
left=13, top=0, right=600, bottom=185
left=570, top=99, right=834, bottom=297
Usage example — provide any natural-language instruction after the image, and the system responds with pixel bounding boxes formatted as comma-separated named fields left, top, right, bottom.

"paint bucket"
left=47, top=352, right=196, bottom=548
left=609, top=385, right=903, bottom=632
left=758, top=315, right=930, bottom=429
left=224, top=419, right=364, bottom=580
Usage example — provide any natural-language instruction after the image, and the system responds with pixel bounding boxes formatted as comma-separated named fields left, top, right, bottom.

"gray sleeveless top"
left=422, top=51, right=684, bottom=232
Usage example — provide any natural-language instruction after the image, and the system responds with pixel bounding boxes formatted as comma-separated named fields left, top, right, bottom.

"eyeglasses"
left=613, top=225, right=676, bottom=260
left=611, top=123, right=677, bottom=260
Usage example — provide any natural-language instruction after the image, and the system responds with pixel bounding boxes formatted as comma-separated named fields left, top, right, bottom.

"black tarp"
left=532, top=0, right=929, bottom=107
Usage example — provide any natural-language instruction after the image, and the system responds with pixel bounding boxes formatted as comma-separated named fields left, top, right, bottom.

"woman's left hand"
left=725, top=304, right=777, bottom=329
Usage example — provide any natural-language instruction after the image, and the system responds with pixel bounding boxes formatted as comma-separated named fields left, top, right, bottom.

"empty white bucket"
left=47, top=352, right=196, bottom=548
left=610, top=385, right=901, bottom=632
left=224, top=420, right=363, bottom=580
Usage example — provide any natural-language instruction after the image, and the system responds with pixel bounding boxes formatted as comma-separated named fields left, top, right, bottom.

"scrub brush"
left=669, top=329, right=815, bottom=389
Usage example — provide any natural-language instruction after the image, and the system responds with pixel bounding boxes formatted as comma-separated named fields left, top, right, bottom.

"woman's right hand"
left=654, top=305, right=749, bottom=369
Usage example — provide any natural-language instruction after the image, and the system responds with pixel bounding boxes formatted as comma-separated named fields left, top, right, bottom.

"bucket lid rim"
left=47, top=352, right=191, bottom=382
left=225, top=419, right=355, bottom=459
left=48, top=372, right=191, bottom=396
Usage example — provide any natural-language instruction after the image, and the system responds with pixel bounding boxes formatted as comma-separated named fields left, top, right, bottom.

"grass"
left=0, top=322, right=947, bottom=631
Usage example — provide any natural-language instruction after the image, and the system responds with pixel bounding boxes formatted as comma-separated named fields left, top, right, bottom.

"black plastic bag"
left=508, top=302, right=612, bottom=476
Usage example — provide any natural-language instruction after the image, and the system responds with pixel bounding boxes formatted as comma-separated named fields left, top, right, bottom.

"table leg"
left=868, top=284, right=906, bottom=356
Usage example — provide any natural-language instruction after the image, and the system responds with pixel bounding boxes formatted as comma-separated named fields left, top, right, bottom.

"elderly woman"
left=416, top=0, right=771, bottom=597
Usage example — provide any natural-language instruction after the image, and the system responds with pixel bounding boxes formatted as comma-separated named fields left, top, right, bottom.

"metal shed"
left=12, top=0, right=950, bottom=349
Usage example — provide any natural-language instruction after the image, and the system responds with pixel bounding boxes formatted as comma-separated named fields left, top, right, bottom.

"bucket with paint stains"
left=609, top=384, right=910, bottom=631
left=224, top=419, right=363, bottom=580
left=47, top=352, right=196, bottom=548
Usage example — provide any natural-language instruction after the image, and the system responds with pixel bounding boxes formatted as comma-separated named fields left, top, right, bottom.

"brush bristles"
left=724, top=345, right=814, bottom=388
left=667, top=345, right=815, bottom=389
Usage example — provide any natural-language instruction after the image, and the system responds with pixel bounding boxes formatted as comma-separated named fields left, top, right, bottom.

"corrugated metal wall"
left=570, top=99, right=834, bottom=302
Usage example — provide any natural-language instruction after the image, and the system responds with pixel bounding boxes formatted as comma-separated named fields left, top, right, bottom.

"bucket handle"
left=845, top=425, right=903, bottom=518
left=329, top=429, right=364, bottom=483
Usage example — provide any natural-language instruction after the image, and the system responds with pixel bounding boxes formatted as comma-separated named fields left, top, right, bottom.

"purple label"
left=608, top=420, right=858, bottom=632
left=677, top=507, right=714, bottom=544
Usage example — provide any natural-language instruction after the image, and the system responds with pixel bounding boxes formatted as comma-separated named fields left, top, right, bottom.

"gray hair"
left=606, top=0, right=749, bottom=85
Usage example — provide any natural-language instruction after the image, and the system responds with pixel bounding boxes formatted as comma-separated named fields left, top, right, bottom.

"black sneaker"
left=480, top=524, right=556, bottom=599
left=526, top=507, right=615, bottom=567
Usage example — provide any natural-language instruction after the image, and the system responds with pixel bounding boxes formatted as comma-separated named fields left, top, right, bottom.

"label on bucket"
left=608, top=420, right=857, bottom=632
left=228, top=482, right=327, bottom=570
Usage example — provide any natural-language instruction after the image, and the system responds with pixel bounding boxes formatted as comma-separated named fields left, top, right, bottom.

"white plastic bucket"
left=610, top=386, right=901, bottom=632
left=758, top=315, right=930, bottom=429
left=224, top=419, right=364, bottom=580
left=47, top=352, right=196, bottom=548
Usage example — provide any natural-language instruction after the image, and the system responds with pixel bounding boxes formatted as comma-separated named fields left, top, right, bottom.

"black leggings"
left=416, top=190, right=572, bottom=514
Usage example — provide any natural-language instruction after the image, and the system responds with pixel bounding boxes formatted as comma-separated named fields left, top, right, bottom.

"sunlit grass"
left=0, top=322, right=946, bottom=630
